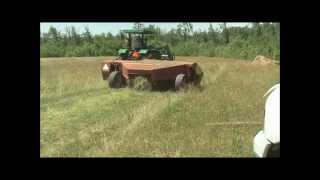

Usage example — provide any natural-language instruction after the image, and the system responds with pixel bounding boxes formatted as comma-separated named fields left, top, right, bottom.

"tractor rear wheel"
left=108, top=71, right=123, bottom=88
left=118, top=55, right=128, bottom=60
left=175, top=74, right=186, bottom=90
left=147, top=53, right=153, bottom=59
left=171, top=55, right=175, bottom=61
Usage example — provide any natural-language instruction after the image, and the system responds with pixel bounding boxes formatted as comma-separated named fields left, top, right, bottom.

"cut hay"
left=251, top=55, right=279, bottom=66
left=251, top=55, right=273, bottom=65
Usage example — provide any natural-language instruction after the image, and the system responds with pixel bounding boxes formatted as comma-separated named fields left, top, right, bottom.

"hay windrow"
left=251, top=55, right=279, bottom=66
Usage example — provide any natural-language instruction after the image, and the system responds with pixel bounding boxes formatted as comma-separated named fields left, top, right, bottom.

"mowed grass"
left=40, top=56, right=279, bottom=157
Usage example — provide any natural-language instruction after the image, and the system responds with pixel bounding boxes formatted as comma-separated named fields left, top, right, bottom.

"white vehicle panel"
left=263, top=84, right=280, bottom=143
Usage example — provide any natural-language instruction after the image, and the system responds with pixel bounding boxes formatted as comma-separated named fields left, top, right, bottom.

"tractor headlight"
left=102, top=64, right=110, bottom=72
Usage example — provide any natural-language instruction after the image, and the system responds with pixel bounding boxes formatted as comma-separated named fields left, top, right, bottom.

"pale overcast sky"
left=40, top=22, right=252, bottom=35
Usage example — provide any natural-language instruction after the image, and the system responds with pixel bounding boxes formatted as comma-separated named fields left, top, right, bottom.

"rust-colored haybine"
left=101, top=59, right=203, bottom=90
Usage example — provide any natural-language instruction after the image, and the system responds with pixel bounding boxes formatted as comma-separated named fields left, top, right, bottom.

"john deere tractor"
left=117, top=28, right=175, bottom=61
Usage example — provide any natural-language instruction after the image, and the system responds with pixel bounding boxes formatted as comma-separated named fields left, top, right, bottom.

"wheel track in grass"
left=42, top=92, right=177, bottom=157
left=42, top=88, right=180, bottom=157
left=94, top=92, right=182, bottom=156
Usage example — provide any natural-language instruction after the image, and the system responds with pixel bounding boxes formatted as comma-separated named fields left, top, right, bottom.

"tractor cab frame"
left=117, top=28, right=175, bottom=61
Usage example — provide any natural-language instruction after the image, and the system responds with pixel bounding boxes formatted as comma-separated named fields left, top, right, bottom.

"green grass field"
left=40, top=56, right=279, bottom=157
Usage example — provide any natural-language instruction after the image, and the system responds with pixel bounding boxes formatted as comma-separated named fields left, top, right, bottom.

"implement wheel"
left=108, top=71, right=123, bottom=88
left=175, top=74, right=186, bottom=90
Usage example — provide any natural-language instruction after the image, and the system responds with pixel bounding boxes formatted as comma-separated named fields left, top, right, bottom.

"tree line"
left=40, top=23, right=280, bottom=60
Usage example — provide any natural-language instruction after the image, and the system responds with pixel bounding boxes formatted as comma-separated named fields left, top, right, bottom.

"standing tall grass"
left=40, top=56, right=279, bottom=157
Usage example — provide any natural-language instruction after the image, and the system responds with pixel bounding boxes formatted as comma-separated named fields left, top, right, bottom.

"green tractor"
left=116, top=28, right=175, bottom=61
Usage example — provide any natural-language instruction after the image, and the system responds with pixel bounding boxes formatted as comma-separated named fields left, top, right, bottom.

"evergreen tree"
left=82, top=27, right=93, bottom=43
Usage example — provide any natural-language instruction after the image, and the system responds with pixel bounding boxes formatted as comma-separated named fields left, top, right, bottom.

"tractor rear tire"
left=175, top=74, right=186, bottom=90
left=119, top=56, right=127, bottom=60
left=108, top=71, right=123, bottom=88
left=147, top=53, right=153, bottom=59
